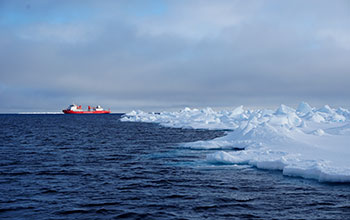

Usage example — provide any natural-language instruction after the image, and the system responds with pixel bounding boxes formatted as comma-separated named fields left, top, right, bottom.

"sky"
left=1, top=0, right=350, bottom=112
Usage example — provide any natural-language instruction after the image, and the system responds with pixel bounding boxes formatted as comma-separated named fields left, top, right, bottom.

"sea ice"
left=121, top=103, right=350, bottom=182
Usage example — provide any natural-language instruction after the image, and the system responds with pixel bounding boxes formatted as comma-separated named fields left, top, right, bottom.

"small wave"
left=79, top=201, right=121, bottom=207
left=116, top=212, right=149, bottom=219
left=0, top=206, right=35, bottom=213
left=57, top=209, right=90, bottom=215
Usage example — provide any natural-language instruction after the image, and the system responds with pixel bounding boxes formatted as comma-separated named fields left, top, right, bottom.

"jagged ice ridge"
left=121, top=102, right=350, bottom=183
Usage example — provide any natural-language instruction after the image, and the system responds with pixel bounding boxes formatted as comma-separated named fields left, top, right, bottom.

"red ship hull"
left=62, top=110, right=111, bottom=114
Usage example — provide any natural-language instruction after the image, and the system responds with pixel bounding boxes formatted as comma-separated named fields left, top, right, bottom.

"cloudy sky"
left=1, top=0, right=350, bottom=112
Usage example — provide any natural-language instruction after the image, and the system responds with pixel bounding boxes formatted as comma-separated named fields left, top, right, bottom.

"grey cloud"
left=1, top=0, right=350, bottom=112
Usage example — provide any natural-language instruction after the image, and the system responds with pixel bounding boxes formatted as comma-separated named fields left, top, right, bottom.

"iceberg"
left=121, top=102, right=350, bottom=183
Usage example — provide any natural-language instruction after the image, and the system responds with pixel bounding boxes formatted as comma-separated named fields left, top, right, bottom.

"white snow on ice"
left=121, top=102, right=350, bottom=183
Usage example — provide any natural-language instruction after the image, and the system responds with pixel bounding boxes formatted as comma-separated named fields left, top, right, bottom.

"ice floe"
left=121, top=103, right=350, bottom=183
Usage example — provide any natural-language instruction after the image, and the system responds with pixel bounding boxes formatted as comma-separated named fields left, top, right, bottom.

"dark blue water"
left=1, top=114, right=349, bottom=219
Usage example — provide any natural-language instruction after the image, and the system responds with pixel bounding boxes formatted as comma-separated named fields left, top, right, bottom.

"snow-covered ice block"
left=122, top=103, right=350, bottom=182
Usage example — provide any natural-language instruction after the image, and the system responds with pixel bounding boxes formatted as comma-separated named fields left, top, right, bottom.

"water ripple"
left=0, top=114, right=349, bottom=219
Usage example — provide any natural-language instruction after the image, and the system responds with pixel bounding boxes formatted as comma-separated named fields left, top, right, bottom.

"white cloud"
left=132, top=0, right=261, bottom=39
left=1, top=0, right=350, bottom=111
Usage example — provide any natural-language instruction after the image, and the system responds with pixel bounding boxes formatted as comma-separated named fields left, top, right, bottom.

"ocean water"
left=0, top=114, right=349, bottom=219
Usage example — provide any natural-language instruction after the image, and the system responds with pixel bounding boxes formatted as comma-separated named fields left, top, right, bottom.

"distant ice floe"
left=18, top=112, right=63, bottom=114
left=122, top=102, right=350, bottom=183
